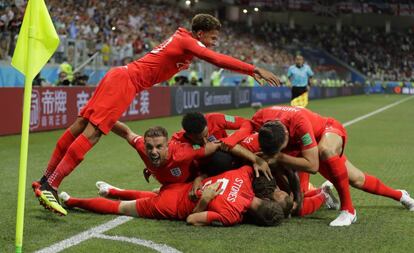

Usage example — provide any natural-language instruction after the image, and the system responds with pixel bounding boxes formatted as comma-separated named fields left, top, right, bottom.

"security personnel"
left=59, top=58, right=74, bottom=83
left=211, top=68, right=223, bottom=87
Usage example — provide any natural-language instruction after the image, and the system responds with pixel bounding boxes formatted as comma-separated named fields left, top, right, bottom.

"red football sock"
left=48, top=134, right=93, bottom=189
left=304, top=188, right=322, bottom=198
left=107, top=189, right=158, bottom=200
left=66, top=197, right=120, bottom=214
left=361, top=173, right=402, bottom=201
left=321, top=155, right=355, bottom=214
left=43, top=129, right=76, bottom=178
left=298, top=192, right=325, bottom=217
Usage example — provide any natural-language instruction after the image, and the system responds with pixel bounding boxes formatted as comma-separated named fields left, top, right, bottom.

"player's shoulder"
left=131, top=135, right=144, bottom=145
left=205, top=112, right=221, bottom=119
left=175, top=27, right=203, bottom=45
left=238, top=165, right=254, bottom=178
left=206, top=112, right=236, bottom=122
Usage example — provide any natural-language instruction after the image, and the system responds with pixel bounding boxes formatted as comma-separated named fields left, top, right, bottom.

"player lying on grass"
left=175, top=112, right=273, bottom=201
left=32, top=13, right=280, bottom=216
left=246, top=106, right=414, bottom=226
left=59, top=165, right=285, bottom=227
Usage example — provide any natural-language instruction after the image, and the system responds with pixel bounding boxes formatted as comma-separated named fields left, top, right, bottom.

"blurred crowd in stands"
left=0, top=0, right=413, bottom=84
left=234, top=0, right=414, bottom=16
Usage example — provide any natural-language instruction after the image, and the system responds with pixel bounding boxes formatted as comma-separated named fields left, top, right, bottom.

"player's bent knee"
left=349, top=174, right=365, bottom=189
left=83, top=123, right=103, bottom=143
left=118, top=201, right=139, bottom=217
left=318, top=145, right=338, bottom=160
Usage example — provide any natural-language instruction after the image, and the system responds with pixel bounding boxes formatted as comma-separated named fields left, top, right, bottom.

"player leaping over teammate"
left=32, top=14, right=280, bottom=215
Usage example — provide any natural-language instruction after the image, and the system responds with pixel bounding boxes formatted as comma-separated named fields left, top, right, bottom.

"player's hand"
left=253, top=67, right=281, bottom=87
left=143, top=168, right=151, bottom=183
left=202, top=182, right=223, bottom=201
left=189, top=178, right=203, bottom=202
left=253, top=156, right=273, bottom=181
left=219, top=142, right=230, bottom=152
left=205, top=141, right=222, bottom=155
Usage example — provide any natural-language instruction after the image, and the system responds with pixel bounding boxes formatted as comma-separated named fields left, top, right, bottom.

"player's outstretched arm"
left=184, top=40, right=280, bottom=86
left=253, top=67, right=281, bottom=87
left=112, top=121, right=139, bottom=144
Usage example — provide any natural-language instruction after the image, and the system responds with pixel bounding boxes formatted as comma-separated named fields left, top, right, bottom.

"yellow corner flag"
left=11, top=1, right=59, bottom=252
left=290, top=91, right=309, bottom=108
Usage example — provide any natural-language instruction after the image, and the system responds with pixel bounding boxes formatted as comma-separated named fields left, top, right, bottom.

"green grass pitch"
left=1, top=94, right=414, bottom=252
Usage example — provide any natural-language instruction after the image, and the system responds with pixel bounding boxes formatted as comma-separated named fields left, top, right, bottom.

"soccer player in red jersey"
left=33, top=14, right=281, bottom=215
left=174, top=112, right=273, bottom=200
left=172, top=112, right=253, bottom=148
left=241, top=132, right=339, bottom=218
left=111, top=122, right=221, bottom=185
left=58, top=166, right=284, bottom=227
left=248, top=106, right=414, bottom=226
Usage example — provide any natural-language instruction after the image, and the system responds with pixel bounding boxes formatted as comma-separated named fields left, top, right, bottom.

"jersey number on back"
left=202, top=178, right=229, bottom=196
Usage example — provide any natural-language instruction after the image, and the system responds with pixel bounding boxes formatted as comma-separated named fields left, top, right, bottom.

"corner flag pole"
left=15, top=43, right=34, bottom=253
left=11, top=1, right=60, bottom=252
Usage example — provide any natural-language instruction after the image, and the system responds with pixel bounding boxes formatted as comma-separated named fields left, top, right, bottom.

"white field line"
left=35, top=95, right=413, bottom=252
left=94, top=234, right=182, bottom=253
left=342, top=96, right=414, bottom=127
left=35, top=216, right=133, bottom=253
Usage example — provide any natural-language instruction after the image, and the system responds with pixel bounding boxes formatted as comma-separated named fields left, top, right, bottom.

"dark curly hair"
left=258, top=121, right=286, bottom=156
left=181, top=112, right=207, bottom=134
left=253, top=174, right=277, bottom=199
left=191, top=14, right=221, bottom=33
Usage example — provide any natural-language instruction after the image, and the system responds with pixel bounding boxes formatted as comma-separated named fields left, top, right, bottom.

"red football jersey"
left=252, top=106, right=329, bottom=152
left=240, top=132, right=301, bottom=157
left=201, top=165, right=255, bottom=226
left=240, top=133, right=261, bottom=153
left=126, top=28, right=255, bottom=89
left=131, top=136, right=206, bottom=185
left=172, top=113, right=253, bottom=148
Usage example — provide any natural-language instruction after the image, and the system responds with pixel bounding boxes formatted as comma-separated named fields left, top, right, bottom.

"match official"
left=287, top=55, right=313, bottom=106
